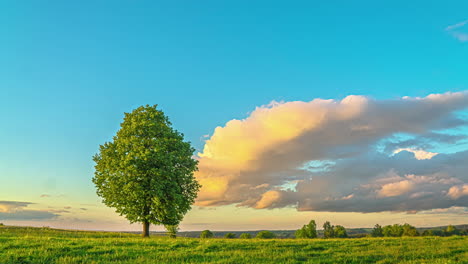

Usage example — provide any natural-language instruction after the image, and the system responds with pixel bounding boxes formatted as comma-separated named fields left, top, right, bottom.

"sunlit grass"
left=1, top=226, right=467, bottom=263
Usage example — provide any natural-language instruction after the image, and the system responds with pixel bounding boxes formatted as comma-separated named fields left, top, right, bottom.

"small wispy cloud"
left=446, top=19, right=468, bottom=42
left=446, top=20, right=468, bottom=31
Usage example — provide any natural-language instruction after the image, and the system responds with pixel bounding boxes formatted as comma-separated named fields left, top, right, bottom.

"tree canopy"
left=256, top=231, right=276, bottom=239
left=295, top=220, right=317, bottom=239
left=92, top=105, right=200, bottom=237
left=200, top=230, right=214, bottom=238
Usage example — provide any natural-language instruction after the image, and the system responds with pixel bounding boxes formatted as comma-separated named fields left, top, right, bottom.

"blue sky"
left=1, top=1, right=467, bottom=231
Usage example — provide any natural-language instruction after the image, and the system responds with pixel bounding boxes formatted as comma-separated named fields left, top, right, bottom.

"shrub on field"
left=323, top=221, right=335, bottom=238
left=371, top=224, right=383, bottom=237
left=445, top=225, right=460, bottom=236
left=224, top=233, right=236, bottom=239
left=240, top=233, right=252, bottom=239
left=256, top=231, right=276, bottom=239
left=334, top=225, right=348, bottom=238
left=200, top=230, right=214, bottom=238
left=165, top=225, right=178, bottom=238
left=295, top=220, right=317, bottom=239
left=383, top=224, right=404, bottom=237
left=402, top=224, right=419, bottom=237
left=0, top=223, right=3, bottom=226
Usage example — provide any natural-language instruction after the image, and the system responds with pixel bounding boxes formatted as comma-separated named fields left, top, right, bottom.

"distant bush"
left=224, top=233, right=236, bottom=239
left=402, top=224, right=419, bottom=237
left=200, top=230, right=214, bottom=238
left=295, top=220, right=317, bottom=238
left=371, top=224, right=383, bottom=237
left=321, top=221, right=347, bottom=238
left=383, top=224, right=404, bottom=237
left=445, top=225, right=460, bottom=236
left=256, top=231, right=276, bottom=239
left=240, top=233, right=252, bottom=239
left=334, top=225, right=348, bottom=238
left=323, top=221, right=335, bottom=238
left=0, top=223, right=3, bottom=226
left=165, top=225, right=178, bottom=238
left=382, top=224, right=418, bottom=237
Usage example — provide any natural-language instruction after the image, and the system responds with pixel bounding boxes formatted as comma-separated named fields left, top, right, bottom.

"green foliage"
left=371, top=224, right=383, bottom=237
left=165, top=225, right=178, bottom=238
left=445, top=225, right=459, bottom=236
left=323, top=221, right=335, bottom=238
left=239, top=233, right=252, bottom=239
left=200, top=230, right=213, bottom=238
left=92, top=105, right=200, bottom=236
left=422, top=230, right=434, bottom=236
left=334, top=225, right=348, bottom=238
left=1, top=226, right=467, bottom=263
left=295, top=220, right=317, bottom=238
left=381, top=224, right=418, bottom=237
left=383, top=224, right=404, bottom=237
left=256, top=231, right=276, bottom=239
left=224, top=233, right=236, bottom=239
left=0, top=223, right=3, bottom=226
left=402, top=224, right=419, bottom=237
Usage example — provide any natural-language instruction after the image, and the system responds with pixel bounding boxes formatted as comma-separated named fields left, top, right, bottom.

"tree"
left=224, top=233, right=236, bottom=239
left=296, top=220, right=318, bottom=239
left=383, top=224, right=404, bottom=237
left=256, top=231, right=276, bottom=239
left=200, top=230, right=214, bottom=238
left=445, top=225, right=459, bottom=236
left=323, top=221, right=335, bottom=238
left=92, top=105, right=201, bottom=237
left=240, top=233, right=252, bottom=239
left=371, top=224, right=383, bottom=237
left=421, top=230, right=434, bottom=236
left=334, top=225, right=348, bottom=238
left=402, top=223, right=419, bottom=237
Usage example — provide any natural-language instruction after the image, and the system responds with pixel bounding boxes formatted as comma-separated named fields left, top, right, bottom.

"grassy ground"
left=1, top=226, right=467, bottom=264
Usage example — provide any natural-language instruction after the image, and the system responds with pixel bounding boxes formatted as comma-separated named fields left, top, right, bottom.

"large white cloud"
left=194, top=92, right=468, bottom=213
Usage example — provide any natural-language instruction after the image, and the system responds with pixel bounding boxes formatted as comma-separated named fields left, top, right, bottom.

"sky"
left=1, top=1, right=467, bottom=231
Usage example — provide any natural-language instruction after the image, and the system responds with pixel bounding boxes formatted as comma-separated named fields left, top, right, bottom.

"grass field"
left=1, top=226, right=467, bottom=264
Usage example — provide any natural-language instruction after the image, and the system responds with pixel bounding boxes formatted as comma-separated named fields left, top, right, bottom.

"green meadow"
left=1, top=226, right=467, bottom=264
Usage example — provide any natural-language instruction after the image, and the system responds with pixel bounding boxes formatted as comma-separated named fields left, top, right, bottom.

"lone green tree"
left=92, top=105, right=200, bottom=237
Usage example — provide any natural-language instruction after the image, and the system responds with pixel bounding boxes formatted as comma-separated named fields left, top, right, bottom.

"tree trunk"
left=142, top=221, right=150, bottom=237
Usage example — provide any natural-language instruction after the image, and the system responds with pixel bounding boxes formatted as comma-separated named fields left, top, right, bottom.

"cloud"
left=446, top=19, right=468, bottom=42
left=378, top=179, right=414, bottom=197
left=447, top=184, right=468, bottom=199
left=393, top=148, right=438, bottom=160
left=420, top=206, right=468, bottom=215
left=446, top=20, right=468, bottom=31
left=0, top=201, right=59, bottom=220
left=0, top=201, right=32, bottom=213
left=195, top=92, right=468, bottom=213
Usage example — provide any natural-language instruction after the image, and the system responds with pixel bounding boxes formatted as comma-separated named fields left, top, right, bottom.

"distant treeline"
left=169, top=223, right=468, bottom=239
